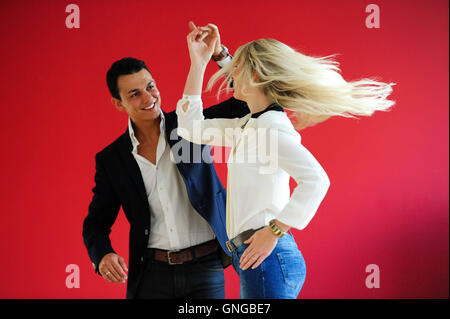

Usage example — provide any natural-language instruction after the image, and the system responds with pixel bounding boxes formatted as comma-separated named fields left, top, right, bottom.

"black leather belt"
left=225, top=227, right=265, bottom=253
left=145, top=239, right=219, bottom=265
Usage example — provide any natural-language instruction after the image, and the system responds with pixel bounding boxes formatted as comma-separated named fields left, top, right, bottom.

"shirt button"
left=145, top=229, right=149, bottom=235
left=141, top=257, right=144, bottom=262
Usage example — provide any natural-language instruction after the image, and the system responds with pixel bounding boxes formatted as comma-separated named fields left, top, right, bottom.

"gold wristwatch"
left=269, top=219, right=286, bottom=238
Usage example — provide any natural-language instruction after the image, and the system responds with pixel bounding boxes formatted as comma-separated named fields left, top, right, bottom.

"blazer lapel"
left=116, top=130, right=148, bottom=203
left=163, top=110, right=178, bottom=148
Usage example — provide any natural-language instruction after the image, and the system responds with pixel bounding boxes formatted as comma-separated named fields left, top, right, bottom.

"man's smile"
left=142, top=99, right=157, bottom=110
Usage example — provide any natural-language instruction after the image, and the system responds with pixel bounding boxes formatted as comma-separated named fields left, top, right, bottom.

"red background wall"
left=0, top=0, right=448, bottom=299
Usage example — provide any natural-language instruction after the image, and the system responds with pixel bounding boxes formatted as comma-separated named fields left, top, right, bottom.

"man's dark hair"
left=106, top=57, right=150, bottom=100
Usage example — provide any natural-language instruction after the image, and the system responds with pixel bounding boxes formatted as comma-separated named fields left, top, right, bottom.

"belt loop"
left=148, top=248, right=155, bottom=264
left=190, top=247, right=197, bottom=262
left=288, top=229, right=294, bottom=238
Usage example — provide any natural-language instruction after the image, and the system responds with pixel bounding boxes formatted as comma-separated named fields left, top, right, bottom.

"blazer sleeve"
left=203, top=96, right=250, bottom=119
left=82, top=152, right=120, bottom=275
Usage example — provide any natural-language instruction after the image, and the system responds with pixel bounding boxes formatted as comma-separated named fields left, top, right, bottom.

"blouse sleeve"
left=266, top=120, right=331, bottom=230
left=176, top=94, right=250, bottom=147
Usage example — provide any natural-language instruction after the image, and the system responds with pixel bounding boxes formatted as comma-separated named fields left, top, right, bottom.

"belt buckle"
left=167, top=250, right=182, bottom=265
left=225, top=241, right=234, bottom=253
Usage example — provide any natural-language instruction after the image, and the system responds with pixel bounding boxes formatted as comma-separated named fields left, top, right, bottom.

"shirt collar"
left=128, top=112, right=166, bottom=152
left=251, top=103, right=284, bottom=118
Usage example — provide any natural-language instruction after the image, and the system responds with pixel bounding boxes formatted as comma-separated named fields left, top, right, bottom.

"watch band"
left=269, top=219, right=286, bottom=238
left=212, top=44, right=230, bottom=62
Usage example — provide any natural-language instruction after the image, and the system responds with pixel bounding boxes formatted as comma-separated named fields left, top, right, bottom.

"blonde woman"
left=176, top=25, right=395, bottom=298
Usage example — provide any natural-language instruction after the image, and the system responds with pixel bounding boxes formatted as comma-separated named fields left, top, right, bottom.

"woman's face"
left=231, top=64, right=245, bottom=101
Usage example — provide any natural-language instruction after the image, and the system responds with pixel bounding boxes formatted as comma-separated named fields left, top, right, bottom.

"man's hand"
left=188, top=21, right=222, bottom=57
left=99, top=253, right=128, bottom=283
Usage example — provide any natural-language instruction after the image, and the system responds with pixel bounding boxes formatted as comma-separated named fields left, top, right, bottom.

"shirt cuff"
left=182, top=94, right=201, bottom=103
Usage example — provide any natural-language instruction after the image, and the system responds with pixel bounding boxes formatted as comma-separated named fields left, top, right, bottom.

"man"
left=82, top=23, right=249, bottom=299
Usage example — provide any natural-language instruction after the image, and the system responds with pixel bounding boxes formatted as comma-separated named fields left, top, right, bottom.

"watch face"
left=218, top=46, right=228, bottom=57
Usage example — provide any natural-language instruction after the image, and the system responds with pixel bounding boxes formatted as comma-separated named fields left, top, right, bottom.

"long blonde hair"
left=206, top=38, right=396, bottom=130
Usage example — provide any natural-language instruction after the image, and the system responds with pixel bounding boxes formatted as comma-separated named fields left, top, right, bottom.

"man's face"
left=112, top=68, right=162, bottom=122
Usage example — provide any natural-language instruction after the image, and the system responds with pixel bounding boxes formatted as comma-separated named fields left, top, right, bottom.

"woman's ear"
left=252, top=71, right=260, bottom=83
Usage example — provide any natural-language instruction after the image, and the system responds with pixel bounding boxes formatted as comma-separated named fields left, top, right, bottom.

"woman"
left=176, top=26, right=395, bottom=299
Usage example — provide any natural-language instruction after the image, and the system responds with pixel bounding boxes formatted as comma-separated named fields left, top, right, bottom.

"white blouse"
left=176, top=94, right=331, bottom=239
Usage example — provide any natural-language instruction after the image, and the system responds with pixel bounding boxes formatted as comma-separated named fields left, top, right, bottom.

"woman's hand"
left=239, top=227, right=279, bottom=270
left=186, top=23, right=217, bottom=69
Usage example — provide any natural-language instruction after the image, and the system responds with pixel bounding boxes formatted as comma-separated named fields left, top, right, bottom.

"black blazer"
left=82, top=97, right=249, bottom=299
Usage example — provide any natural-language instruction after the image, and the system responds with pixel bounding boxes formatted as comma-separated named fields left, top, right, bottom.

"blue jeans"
left=135, top=251, right=225, bottom=299
left=231, top=233, right=306, bottom=299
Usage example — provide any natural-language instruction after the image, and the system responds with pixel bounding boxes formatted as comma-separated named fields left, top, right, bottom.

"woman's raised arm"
left=176, top=25, right=249, bottom=146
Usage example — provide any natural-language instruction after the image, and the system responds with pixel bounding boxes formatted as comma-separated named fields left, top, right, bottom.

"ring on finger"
left=105, top=271, right=111, bottom=276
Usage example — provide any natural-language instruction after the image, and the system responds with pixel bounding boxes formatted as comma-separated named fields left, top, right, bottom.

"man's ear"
left=111, top=97, right=124, bottom=111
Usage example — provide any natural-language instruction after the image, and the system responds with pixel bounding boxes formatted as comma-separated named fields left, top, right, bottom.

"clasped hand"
left=186, top=21, right=219, bottom=68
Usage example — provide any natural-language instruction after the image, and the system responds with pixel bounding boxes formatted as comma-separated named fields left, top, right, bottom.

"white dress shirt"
left=176, top=95, right=331, bottom=239
left=128, top=114, right=216, bottom=250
